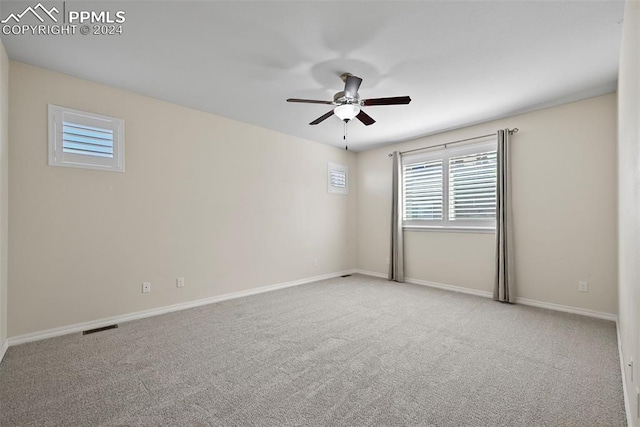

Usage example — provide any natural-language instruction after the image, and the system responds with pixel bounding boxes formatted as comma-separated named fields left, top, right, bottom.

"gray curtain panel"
left=494, top=129, right=515, bottom=302
left=389, top=151, right=405, bottom=282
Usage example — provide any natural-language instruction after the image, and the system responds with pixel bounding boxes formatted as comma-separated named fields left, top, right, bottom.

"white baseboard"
left=0, top=338, right=7, bottom=364
left=8, top=270, right=356, bottom=347
left=515, top=297, right=617, bottom=321
left=354, top=269, right=387, bottom=279
left=407, top=276, right=494, bottom=299
left=353, top=269, right=617, bottom=321
left=8, top=269, right=618, bottom=347
left=616, top=319, right=633, bottom=427
left=354, top=269, right=493, bottom=298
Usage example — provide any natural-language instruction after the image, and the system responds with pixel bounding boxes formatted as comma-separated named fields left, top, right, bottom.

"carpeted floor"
left=0, top=274, right=626, bottom=426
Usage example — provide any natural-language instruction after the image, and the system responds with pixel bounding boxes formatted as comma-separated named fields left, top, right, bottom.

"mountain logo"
left=1, top=3, right=59, bottom=24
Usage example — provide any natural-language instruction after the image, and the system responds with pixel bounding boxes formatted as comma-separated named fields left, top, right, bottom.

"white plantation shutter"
left=62, top=122, right=114, bottom=158
left=403, top=159, right=443, bottom=220
left=402, top=139, right=497, bottom=229
left=48, top=105, right=124, bottom=172
left=328, top=163, right=348, bottom=194
left=448, top=150, right=497, bottom=221
left=330, top=169, right=347, bottom=189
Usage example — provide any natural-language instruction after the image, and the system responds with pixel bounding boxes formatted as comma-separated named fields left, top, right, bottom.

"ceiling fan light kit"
left=334, top=104, right=360, bottom=121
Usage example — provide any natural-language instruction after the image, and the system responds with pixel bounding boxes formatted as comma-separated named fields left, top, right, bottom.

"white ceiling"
left=0, top=1, right=625, bottom=151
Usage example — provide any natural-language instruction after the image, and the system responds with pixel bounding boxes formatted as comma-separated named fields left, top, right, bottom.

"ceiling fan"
left=286, top=73, right=411, bottom=126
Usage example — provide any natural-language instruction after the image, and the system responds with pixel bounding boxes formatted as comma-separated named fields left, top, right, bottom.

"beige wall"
left=8, top=62, right=357, bottom=337
left=357, top=94, right=618, bottom=314
left=0, top=39, right=8, bottom=346
left=618, top=0, right=640, bottom=424
left=3, top=57, right=622, bottom=340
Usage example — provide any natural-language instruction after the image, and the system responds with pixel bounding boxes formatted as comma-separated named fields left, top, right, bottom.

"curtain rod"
left=387, top=128, right=519, bottom=157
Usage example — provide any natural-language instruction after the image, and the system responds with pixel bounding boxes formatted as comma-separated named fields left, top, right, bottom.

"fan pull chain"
left=344, top=121, right=348, bottom=151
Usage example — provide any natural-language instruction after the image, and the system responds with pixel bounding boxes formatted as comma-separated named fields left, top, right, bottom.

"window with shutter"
left=48, top=104, right=124, bottom=172
left=403, top=159, right=443, bottom=220
left=328, top=163, right=348, bottom=194
left=448, top=150, right=497, bottom=222
left=402, top=139, right=496, bottom=231
left=330, top=169, right=347, bottom=189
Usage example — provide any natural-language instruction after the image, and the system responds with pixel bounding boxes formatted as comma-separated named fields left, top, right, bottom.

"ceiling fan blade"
left=356, top=110, right=376, bottom=126
left=287, top=98, right=333, bottom=105
left=310, top=110, right=335, bottom=125
left=362, top=96, right=412, bottom=106
left=344, top=75, right=363, bottom=98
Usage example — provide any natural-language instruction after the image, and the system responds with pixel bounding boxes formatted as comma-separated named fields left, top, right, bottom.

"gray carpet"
left=0, top=274, right=626, bottom=426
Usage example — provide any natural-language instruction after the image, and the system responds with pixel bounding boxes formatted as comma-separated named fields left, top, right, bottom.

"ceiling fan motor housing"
left=333, top=91, right=361, bottom=106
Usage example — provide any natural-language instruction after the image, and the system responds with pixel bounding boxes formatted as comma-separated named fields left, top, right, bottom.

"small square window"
left=48, top=104, right=125, bottom=172
left=328, top=163, right=348, bottom=195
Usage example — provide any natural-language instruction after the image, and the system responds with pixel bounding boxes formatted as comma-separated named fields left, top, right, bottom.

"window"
left=328, top=163, right=348, bottom=194
left=403, top=139, right=497, bottom=230
left=48, top=104, right=124, bottom=172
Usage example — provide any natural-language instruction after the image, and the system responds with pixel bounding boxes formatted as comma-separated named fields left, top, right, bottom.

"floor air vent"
left=340, top=274, right=352, bottom=278
left=82, top=324, right=118, bottom=335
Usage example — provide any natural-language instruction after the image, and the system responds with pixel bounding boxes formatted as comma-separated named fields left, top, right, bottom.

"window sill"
left=403, top=226, right=496, bottom=234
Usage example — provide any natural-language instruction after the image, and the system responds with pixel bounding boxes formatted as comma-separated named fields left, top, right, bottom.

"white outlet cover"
left=177, top=277, right=185, bottom=288
left=142, top=282, right=151, bottom=293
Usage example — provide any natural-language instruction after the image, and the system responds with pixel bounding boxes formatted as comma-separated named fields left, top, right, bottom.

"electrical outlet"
left=313, top=259, right=318, bottom=268
left=142, top=282, right=151, bottom=293
left=177, top=277, right=185, bottom=288
left=578, top=281, right=588, bottom=292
